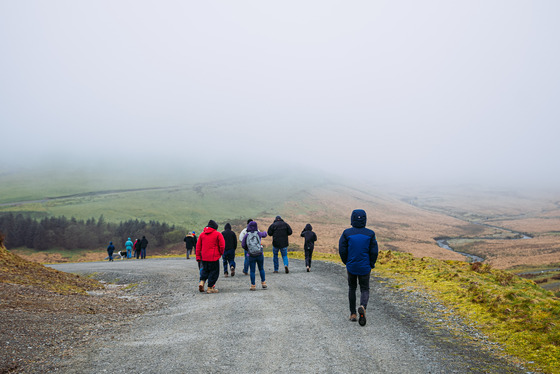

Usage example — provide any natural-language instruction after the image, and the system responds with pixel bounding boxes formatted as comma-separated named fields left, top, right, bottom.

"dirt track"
left=48, top=257, right=527, bottom=373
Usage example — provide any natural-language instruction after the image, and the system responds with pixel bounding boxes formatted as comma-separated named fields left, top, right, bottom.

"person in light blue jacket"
left=125, top=238, right=133, bottom=259
left=339, top=209, right=378, bottom=327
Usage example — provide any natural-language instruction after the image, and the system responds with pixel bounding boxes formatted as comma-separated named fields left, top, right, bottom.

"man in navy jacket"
left=339, top=209, right=378, bottom=326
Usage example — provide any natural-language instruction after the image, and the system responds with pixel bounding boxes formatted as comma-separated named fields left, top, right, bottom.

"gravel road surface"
left=49, top=258, right=528, bottom=374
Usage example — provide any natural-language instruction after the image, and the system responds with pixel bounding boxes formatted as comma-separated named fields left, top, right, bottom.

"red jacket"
left=196, top=226, right=225, bottom=262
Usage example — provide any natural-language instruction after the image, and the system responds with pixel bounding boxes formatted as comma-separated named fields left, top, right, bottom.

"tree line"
left=0, top=213, right=183, bottom=251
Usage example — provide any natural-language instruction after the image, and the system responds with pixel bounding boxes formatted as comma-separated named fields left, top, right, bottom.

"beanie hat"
left=207, top=220, right=218, bottom=230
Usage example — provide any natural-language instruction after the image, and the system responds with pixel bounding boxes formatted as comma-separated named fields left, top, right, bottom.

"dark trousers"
left=223, top=249, right=236, bottom=273
left=304, top=247, right=314, bottom=268
left=200, top=260, right=220, bottom=288
left=347, top=271, right=370, bottom=314
left=186, top=248, right=193, bottom=259
left=140, top=248, right=146, bottom=259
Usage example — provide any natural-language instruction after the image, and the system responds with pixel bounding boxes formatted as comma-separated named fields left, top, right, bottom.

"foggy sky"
left=1, top=1, right=559, bottom=187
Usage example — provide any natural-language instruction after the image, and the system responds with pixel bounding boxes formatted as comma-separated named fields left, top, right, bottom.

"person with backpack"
left=339, top=209, right=378, bottom=327
left=184, top=231, right=197, bottom=259
left=196, top=220, right=225, bottom=294
left=267, top=216, right=292, bottom=273
left=125, top=237, right=133, bottom=259
left=221, top=223, right=237, bottom=277
left=140, top=236, right=148, bottom=259
left=107, top=241, right=115, bottom=262
left=238, top=219, right=253, bottom=275
left=300, top=224, right=317, bottom=272
left=242, top=220, right=268, bottom=291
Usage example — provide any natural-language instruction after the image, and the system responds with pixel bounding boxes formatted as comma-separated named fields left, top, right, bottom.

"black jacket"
left=184, top=235, right=197, bottom=249
left=267, top=217, right=292, bottom=248
left=140, top=236, right=148, bottom=249
left=221, top=223, right=238, bottom=251
left=300, top=224, right=317, bottom=251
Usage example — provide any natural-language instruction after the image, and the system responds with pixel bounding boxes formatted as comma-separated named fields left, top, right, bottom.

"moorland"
left=1, top=166, right=559, bottom=279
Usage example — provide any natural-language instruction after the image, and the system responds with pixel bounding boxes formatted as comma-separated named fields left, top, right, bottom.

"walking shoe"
left=230, top=266, right=235, bottom=277
left=273, top=271, right=279, bottom=274
left=250, top=285, right=256, bottom=291
left=306, top=266, right=310, bottom=272
left=243, top=271, right=248, bottom=276
left=349, top=314, right=358, bottom=322
left=261, top=281, right=267, bottom=289
left=285, top=266, right=289, bottom=274
left=358, top=306, right=366, bottom=326
left=198, top=281, right=205, bottom=293
left=224, top=272, right=229, bottom=277
left=207, top=286, right=219, bottom=294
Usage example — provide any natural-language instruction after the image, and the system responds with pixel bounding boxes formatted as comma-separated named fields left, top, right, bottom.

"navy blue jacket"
left=339, top=209, right=378, bottom=275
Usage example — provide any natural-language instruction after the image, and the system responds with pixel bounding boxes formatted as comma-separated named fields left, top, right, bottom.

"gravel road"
left=49, top=258, right=528, bottom=374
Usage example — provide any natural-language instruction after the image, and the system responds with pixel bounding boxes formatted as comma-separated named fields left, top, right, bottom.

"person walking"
left=140, top=236, right=148, bottom=259
left=221, top=223, right=237, bottom=277
left=125, top=237, right=133, bottom=259
left=196, top=220, right=225, bottom=294
left=267, top=216, right=292, bottom=273
left=300, top=224, right=317, bottom=272
left=107, top=241, right=115, bottom=262
left=242, top=220, right=268, bottom=291
left=133, top=238, right=140, bottom=259
left=238, top=219, right=253, bottom=275
left=339, top=209, right=378, bottom=326
left=183, top=231, right=197, bottom=259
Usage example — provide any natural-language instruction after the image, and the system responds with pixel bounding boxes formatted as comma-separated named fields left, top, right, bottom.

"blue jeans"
left=272, top=246, right=288, bottom=271
left=126, top=249, right=132, bottom=259
left=248, top=254, right=265, bottom=285
left=347, top=271, right=370, bottom=314
left=141, top=248, right=146, bottom=259
left=223, top=249, right=236, bottom=273
left=243, top=249, right=249, bottom=273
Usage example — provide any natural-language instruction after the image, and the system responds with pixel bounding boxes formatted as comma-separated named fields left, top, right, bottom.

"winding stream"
left=435, top=223, right=533, bottom=263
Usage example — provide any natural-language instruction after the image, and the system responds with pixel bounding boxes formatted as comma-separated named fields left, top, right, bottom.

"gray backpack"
left=246, top=231, right=263, bottom=256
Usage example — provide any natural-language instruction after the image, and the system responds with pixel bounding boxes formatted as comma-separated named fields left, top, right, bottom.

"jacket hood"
left=351, top=209, right=367, bottom=228
left=247, top=221, right=259, bottom=232
left=304, top=223, right=312, bottom=231
left=203, top=226, right=217, bottom=235
left=224, top=223, right=232, bottom=230
left=274, top=216, right=283, bottom=222
left=207, top=220, right=218, bottom=230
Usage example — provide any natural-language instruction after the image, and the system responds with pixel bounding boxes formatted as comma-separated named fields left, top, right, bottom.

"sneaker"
left=250, top=285, right=256, bottom=291
left=198, top=281, right=205, bottom=293
left=349, top=314, right=357, bottom=322
left=358, top=306, right=366, bottom=326
left=207, top=286, right=219, bottom=294
left=285, top=266, right=289, bottom=274
left=230, top=266, right=235, bottom=277
left=261, top=281, right=267, bottom=289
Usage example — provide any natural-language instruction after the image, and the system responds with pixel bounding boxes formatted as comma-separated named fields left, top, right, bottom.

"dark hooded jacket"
left=221, top=223, right=238, bottom=251
left=267, top=216, right=292, bottom=248
left=338, top=209, right=378, bottom=276
left=140, top=236, right=148, bottom=249
left=300, top=224, right=317, bottom=251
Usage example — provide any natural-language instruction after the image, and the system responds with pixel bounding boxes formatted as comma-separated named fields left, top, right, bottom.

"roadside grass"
left=368, top=250, right=560, bottom=374
left=0, top=245, right=102, bottom=295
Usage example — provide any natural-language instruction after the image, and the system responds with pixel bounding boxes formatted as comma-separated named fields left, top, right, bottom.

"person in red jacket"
left=196, top=220, right=225, bottom=294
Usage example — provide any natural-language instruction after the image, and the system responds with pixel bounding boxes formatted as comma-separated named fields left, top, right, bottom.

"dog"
left=115, top=250, right=127, bottom=260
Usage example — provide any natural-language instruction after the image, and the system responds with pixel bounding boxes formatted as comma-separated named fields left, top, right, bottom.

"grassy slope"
left=0, top=244, right=101, bottom=294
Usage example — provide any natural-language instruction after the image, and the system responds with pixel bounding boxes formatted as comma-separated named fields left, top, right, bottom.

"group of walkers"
left=107, top=209, right=378, bottom=327
left=106, top=236, right=149, bottom=261
left=193, top=209, right=378, bottom=327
